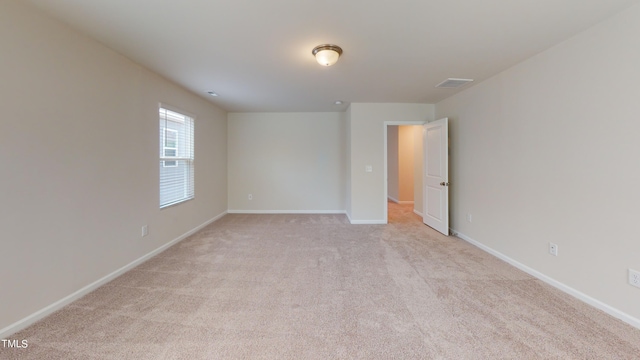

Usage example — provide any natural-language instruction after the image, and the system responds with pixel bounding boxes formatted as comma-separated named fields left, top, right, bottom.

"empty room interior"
left=2, top=0, right=640, bottom=358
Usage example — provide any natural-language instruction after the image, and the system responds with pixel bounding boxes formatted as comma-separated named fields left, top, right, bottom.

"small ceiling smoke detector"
left=334, top=100, right=343, bottom=105
left=207, top=91, right=219, bottom=96
left=435, top=78, right=474, bottom=88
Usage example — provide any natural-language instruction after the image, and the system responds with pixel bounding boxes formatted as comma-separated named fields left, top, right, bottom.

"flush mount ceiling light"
left=312, top=44, right=343, bottom=66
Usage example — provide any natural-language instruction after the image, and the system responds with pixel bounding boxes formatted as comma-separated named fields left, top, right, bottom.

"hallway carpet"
left=5, top=203, right=640, bottom=359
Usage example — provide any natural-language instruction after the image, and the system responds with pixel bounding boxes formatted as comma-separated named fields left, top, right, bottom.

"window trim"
left=159, top=103, right=195, bottom=209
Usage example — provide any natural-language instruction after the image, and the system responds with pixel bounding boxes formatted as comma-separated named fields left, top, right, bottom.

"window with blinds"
left=159, top=107, right=194, bottom=208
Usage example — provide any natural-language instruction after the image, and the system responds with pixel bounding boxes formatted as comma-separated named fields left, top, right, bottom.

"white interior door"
left=423, top=118, right=449, bottom=235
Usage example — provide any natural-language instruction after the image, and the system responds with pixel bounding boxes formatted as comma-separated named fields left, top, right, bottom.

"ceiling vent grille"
left=436, top=78, right=474, bottom=88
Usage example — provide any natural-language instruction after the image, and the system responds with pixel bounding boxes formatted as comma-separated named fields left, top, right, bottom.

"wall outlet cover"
left=629, top=269, right=640, bottom=288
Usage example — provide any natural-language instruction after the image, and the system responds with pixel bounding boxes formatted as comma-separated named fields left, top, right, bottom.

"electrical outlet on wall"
left=466, top=213, right=472, bottom=222
left=549, top=242, right=558, bottom=256
left=629, top=269, right=640, bottom=288
left=141, top=225, right=148, bottom=237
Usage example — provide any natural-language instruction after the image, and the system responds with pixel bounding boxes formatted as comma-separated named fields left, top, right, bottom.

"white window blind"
left=159, top=107, right=194, bottom=208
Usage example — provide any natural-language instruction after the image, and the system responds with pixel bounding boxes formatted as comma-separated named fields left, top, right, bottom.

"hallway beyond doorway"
left=387, top=200, right=421, bottom=224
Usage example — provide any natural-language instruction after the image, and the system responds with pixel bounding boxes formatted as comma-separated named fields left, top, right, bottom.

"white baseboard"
left=350, top=219, right=387, bottom=224
left=346, top=210, right=386, bottom=225
left=0, top=211, right=227, bottom=338
left=226, top=210, right=383, bottom=226
left=388, top=197, right=414, bottom=205
left=452, top=229, right=640, bottom=331
left=413, top=209, right=423, bottom=217
left=345, top=212, right=387, bottom=224
left=227, top=210, right=346, bottom=214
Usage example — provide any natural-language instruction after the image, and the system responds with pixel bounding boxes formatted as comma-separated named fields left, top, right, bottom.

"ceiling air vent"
left=436, top=78, right=474, bottom=88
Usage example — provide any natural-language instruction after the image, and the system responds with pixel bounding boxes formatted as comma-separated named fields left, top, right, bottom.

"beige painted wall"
left=436, top=2, right=640, bottom=321
left=387, top=126, right=400, bottom=201
left=227, top=112, right=346, bottom=212
left=349, top=103, right=434, bottom=223
left=345, top=110, right=352, bottom=218
left=398, top=126, right=416, bottom=202
left=0, top=0, right=227, bottom=333
left=413, top=125, right=424, bottom=216
left=388, top=125, right=419, bottom=204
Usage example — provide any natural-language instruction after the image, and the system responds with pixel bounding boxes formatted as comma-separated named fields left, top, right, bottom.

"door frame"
left=383, top=121, right=427, bottom=224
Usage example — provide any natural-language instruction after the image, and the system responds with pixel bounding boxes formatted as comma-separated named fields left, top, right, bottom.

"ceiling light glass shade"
left=312, top=44, right=343, bottom=66
left=315, top=49, right=339, bottom=66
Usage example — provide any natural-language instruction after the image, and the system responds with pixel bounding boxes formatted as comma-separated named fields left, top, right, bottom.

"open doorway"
left=385, top=124, right=424, bottom=224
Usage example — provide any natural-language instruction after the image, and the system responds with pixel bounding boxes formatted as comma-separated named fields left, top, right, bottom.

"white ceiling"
left=26, top=0, right=640, bottom=112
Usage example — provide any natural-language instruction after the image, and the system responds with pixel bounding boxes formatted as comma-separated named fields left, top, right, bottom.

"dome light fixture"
left=312, top=44, right=343, bottom=66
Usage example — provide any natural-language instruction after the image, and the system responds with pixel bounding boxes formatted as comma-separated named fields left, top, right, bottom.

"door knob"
left=440, top=182, right=450, bottom=186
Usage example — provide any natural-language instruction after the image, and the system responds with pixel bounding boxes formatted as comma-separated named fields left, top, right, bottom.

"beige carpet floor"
left=4, top=203, right=640, bottom=359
